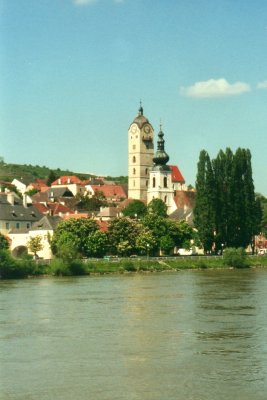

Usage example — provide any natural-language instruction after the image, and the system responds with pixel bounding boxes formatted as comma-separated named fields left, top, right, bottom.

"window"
left=5, top=222, right=10, bottom=229
left=146, top=180, right=148, bottom=187
left=164, top=196, right=167, bottom=203
left=133, top=168, right=136, bottom=175
left=164, top=176, right=168, bottom=188
left=16, top=222, right=20, bottom=229
left=145, top=168, right=148, bottom=175
left=27, top=223, right=30, bottom=229
left=153, top=177, right=156, bottom=188
left=133, top=180, right=135, bottom=187
left=133, top=156, right=136, bottom=163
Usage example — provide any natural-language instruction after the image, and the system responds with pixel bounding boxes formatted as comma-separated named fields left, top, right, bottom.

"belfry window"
left=164, top=176, right=168, bottom=188
left=153, top=177, right=156, bottom=188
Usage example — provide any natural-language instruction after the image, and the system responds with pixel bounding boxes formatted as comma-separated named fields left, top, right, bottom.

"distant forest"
left=0, top=157, right=128, bottom=185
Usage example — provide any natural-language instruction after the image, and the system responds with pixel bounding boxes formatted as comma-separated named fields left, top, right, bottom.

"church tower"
left=128, top=104, right=154, bottom=201
left=147, top=126, right=175, bottom=214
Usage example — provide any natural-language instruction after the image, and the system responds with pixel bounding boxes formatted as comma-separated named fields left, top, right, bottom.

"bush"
left=49, top=258, right=88, bottom=276
left=0, top=250, right=33, bottom=278
left=120, top=260, right=137, bottom=272
left=223, top=247, right=249, bottom=268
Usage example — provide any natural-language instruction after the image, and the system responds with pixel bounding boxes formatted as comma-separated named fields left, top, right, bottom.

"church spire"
left=138, top=100, right=143, bottom=116
left=152, top=125, right=170, bottom=169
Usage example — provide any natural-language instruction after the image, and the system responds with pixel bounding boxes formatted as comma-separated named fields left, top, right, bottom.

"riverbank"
left=1, top=249, right=267, bottom=279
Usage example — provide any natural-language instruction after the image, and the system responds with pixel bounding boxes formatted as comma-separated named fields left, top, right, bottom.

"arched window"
left=145, top=168, right=148, bottom=175
left=164, top=195, right=167, bottom=203
left=146, top=180, right=148, bottom=187
left=164, top=176, right=168, bottom=188
left=133, top=156, right=136, bottom=163
left=153, top=177, right=156, bottom=188
left=133, top=168, right=136, bottom=175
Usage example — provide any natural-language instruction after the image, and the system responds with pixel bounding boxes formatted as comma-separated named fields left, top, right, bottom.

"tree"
left=0, top=234, right=9, bottom=250
left=84, top=231, right=108, bottom=258
left=135, top=227, right=157, bottom=255
left=46, top=170, right=58, bottom=186
left=122, top=200, right=147, bottom=219
left=194, top=150, right=215, bottom=253
left=76, top=191, right=107, bottom=212
left=147, top=198, right=168, bottom=218
left=51, top=218, right=99, bottom=258
left=167, top=220, right=194, bottom=249
left=27, top=235, right=43, bottom=258
left=160, top=235, right=175, bottom=255
left=194, top=148, right=260, bottom=252
left=107, top=217, right=141, bottom=256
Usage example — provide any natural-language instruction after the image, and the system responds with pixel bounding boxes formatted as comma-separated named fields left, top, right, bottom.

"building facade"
left=128, top=105, right=154, bottom=201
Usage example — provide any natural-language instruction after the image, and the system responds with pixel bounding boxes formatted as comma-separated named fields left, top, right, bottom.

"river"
left=1, top=269, right=267, bottom=400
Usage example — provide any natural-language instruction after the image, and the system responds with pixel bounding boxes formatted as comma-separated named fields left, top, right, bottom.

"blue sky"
left=1, top=0, right=267, bottom=195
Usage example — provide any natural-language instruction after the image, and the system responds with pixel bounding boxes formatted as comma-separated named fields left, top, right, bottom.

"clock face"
left=131, top=124, right=137, bottom=133
left=144, top=125, right=151, bottom=134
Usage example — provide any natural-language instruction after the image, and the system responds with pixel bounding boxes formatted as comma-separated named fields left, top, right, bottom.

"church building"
left=128, top=105, right=189, bottom=216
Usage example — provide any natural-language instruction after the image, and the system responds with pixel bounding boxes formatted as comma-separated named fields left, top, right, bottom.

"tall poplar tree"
left=194, top=150, right=215, bottom=253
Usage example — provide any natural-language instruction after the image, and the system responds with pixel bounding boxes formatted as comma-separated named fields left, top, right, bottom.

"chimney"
left=23, top=194, right=27, bottom=208
left=7, top=192, right=15, bottom=205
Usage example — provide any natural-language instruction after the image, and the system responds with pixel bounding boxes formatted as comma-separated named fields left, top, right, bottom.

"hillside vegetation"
left=0, top=158, right=127, bottom=184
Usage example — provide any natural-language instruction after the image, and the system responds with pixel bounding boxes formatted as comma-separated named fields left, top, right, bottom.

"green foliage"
left=0, top=234, right=9, bottom=250
left=107, top=217, right=141, bottom=255
left=76, top=191, right=107, bottom=212
left=194, top=148, right=259, bottom=253
left=222, top=247, right=249, bottom=268
left=160, top=235, right=175, bottom=255
left=27, top=235, right=43, bottom=257
left=147, top=198, right=168, bottom=218
left=135, top=227, right=157, bottom=255
left=122, top=199, right=147, bottom=218
left=51, top=218, right=99, bottom=258
left=84, top=230, right=108, bottom=258
left=256, top=193, right=267, bottom=236
left=0, top=250, right=34, bottom=278
left=49, top=258, right=87, bottom=276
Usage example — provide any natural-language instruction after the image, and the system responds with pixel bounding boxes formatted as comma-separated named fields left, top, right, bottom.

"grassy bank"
left=1, top=248, right=267, bottom=279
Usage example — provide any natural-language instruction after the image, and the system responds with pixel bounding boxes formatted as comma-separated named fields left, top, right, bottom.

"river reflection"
left=0, top=269, right=267, bottom=400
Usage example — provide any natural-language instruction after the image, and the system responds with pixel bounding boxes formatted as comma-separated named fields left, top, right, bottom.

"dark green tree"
left=147, top=198, right=168, bottom=218
left=0, top=234, right=9, bottom=250
left=194, top=150, right=215, bottom=253
left=107, top=217, right=141, bottom=256
left=46, top=170, right=58, bottom=186
left=122, top=200, right=147, bottom=219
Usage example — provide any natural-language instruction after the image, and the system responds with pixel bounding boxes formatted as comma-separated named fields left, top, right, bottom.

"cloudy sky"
left=1, top=0, right=267, bottom=194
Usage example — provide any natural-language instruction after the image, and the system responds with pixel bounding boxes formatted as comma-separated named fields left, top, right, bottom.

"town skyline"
left=1, top=0, right=266, bottom=195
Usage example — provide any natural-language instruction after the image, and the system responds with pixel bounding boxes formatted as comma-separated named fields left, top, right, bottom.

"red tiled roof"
left=169, top=165, right=185, bottom=183
left=90, top=184, right=127, bottom=200
left=51, top=176, right=82, bottom=186
left=33, top=202, right=73, bottom=216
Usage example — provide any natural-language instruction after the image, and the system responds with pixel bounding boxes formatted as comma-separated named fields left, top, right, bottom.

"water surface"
left=1, top=269, right=267, bottom=399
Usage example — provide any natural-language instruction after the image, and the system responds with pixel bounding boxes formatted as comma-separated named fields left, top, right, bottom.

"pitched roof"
left=51, top=176, right=82, bottom=186
left=169, top=165, right=185, bottom=183
left=33, top=202, right=73, bottom=216
left=31, top=215, right=62, bottom=231
left=90, top=184, right=127, bottom=200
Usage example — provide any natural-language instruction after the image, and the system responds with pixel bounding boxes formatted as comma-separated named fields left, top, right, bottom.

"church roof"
left=169, top=165, right=185, bottom=183
left=131, top=105, right=152, bottom=130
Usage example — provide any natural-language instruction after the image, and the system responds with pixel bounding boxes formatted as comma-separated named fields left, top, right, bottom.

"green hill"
left=0, top=158, right=127, bottom=185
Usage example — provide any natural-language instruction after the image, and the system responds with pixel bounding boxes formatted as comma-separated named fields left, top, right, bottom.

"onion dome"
left=152, top=126, right=170, bottom=171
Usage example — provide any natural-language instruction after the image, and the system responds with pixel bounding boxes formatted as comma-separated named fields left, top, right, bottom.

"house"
left=169, top=165, right=187, bottom=191
left=26, top=179, right=49, bottom=193
left=9, top=215, right=61, bottom=259
left=86, top=184, right=127, bottom=203
left=0, top=191, right=42, bottom=236
left=51, top=176, right=86, bottom=196
left=11, top=178, right=32, bottom=195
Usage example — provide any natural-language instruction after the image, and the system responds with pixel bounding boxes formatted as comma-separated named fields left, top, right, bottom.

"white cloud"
left=257, top=80, right=267, bottom=89
left=180, top=78, right=251, bottom=98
